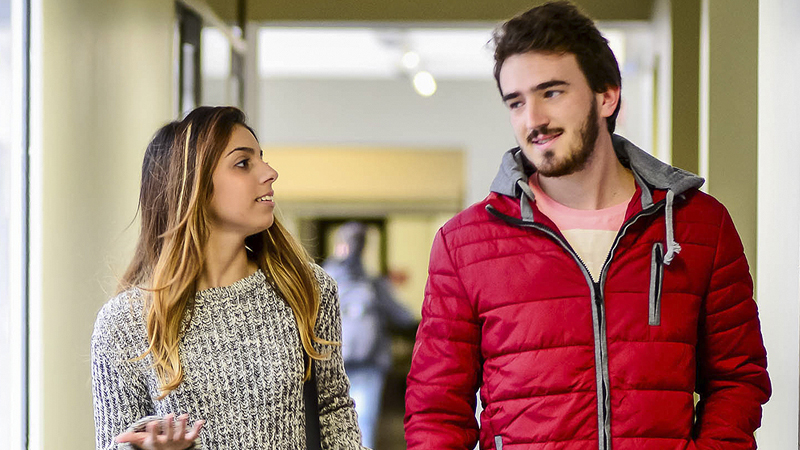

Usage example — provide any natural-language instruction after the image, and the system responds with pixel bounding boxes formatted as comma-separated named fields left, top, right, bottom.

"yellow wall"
left=265, top=146, right=464, bottom=210
left=386, top=214, right=453, bottom=317
left=32, top=0, right=174, bottom=447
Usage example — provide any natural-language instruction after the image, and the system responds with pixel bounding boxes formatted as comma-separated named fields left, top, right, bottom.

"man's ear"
left=598, top=85, right=621, bottom=119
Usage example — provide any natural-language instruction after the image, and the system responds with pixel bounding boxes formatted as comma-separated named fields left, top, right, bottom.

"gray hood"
left=488, top=134, right=705, bottom=264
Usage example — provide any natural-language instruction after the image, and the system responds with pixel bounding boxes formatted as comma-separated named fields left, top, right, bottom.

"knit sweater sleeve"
left=91, top=291, right=155, bottom=450
left=312, top=265, right=367, bottom=450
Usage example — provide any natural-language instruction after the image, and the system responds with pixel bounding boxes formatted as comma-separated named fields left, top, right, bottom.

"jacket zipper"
left=593, top=201, right=665, bottom=449
left=487, top=199, right=667, bottom=450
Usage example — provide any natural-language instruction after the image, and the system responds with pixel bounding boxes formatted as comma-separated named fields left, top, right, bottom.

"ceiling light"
left=413, top=71, right=437, bottom=97
left=401, top=51, right=421, bottom=70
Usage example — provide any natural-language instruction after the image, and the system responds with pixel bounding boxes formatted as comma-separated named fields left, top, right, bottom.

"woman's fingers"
left=115, top=431, right=141, bottom=443
left=185, top=419, right=205, bottom=441
left=175, top=414, right=188, bottom=440
left=163, top=414, right=175, bottom=441
left=145, top=420, right=159, bottom=446
left=115, top=415, right=202, bottom=449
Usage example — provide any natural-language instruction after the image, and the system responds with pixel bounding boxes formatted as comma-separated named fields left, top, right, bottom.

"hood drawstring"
left=663, top=190, right=681, bottom=265
left=517, top=179, right=535, bottom=221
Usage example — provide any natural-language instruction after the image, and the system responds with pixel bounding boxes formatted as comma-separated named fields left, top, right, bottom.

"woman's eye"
left=235, top=159, right=250, bottom=168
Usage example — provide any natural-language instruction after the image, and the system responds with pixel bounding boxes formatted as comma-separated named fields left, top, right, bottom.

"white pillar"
left=757, top=0, right=800, bottom=447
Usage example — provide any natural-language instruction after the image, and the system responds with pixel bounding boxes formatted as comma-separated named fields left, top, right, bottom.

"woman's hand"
left=115, top=413, right=204, bottom=450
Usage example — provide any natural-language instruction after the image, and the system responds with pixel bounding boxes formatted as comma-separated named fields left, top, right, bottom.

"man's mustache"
left=527, top=127, right=564, bottom=143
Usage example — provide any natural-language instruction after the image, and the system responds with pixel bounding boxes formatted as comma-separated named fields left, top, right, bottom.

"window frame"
left=0, top=0, right=30, bottom=448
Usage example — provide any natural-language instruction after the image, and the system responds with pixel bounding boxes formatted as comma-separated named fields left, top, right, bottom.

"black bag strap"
left=304, top=360, right=322, bottom=450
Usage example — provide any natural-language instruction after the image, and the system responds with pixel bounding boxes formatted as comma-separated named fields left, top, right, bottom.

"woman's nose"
left=260, top=160, right=278, bottom=184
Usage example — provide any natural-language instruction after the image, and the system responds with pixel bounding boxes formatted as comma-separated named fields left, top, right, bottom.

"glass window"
left=201, top=26, right=244, bottom=108
left=0, top=0, right=28, bottom=448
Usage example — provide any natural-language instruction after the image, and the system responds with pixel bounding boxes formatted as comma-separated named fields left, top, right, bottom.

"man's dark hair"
left=492, top=1, right=622, bottom=133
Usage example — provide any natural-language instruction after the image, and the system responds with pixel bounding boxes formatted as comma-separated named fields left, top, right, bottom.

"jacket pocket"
left=649, top=242, right=664, bottom=326
left=494, top=435, right=503, bottom=450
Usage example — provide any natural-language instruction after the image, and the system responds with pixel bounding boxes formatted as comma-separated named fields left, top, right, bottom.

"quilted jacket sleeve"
left=404, top=228, right=482, bottom=450
left=693, top=205, right=771, bottom=449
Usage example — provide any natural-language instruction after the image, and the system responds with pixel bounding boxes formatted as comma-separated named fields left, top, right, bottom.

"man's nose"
left=525, top=100, right=549, bottom=131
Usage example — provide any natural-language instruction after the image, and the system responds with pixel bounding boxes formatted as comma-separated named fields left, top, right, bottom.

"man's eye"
left=544, top=90, right=562, bottom=99
left=508, top=101, right=523, bottom=110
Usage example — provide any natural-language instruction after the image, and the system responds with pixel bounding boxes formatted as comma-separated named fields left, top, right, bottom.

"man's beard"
left=528, top=97, right=600, bottom=178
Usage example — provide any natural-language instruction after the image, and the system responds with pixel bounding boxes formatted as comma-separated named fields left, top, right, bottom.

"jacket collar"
left=487, top=135, right=705, bottom=265
left=489, top=134, right=705, bottom=208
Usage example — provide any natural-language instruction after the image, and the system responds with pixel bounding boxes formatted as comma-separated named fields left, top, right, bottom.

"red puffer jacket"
left=405, top=136, right=770, bottom=450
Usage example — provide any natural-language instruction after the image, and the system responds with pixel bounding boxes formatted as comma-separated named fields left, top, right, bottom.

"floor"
left=372, top=336, right=414, bottom=450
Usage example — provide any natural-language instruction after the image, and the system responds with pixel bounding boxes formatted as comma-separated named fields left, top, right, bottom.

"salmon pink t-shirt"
left=528, top=174, right=630, bottom=281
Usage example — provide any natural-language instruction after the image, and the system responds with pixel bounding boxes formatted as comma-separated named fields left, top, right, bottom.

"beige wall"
left=30, top=0, right=174, bottom=447
left=669, top=0, right=701, bottom=174
left=700, top=0, right=759, bottom=275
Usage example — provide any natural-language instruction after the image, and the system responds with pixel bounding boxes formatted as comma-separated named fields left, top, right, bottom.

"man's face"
left=499, top=51, right=605, bottom=178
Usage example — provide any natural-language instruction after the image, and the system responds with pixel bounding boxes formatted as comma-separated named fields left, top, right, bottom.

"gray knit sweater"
left=91, top=265, right=365, bottom=450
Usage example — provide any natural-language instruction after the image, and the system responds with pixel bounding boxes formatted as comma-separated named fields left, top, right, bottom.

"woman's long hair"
left=120, top=106, right=329, bottom=398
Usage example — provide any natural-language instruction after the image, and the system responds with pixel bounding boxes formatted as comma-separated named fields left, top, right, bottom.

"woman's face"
left=207, top=124, right=278, bottom=239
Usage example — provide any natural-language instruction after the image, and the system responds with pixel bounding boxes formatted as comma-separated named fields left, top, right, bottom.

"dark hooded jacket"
left=405, top=136, right=770, bottom=450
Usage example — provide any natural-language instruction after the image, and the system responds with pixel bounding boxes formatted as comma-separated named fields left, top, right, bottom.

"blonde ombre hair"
left=120, top=106, right=329, bottom=398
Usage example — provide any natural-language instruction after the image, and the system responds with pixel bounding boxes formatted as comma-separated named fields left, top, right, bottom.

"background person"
left=323, top=222, right=416, bottom=449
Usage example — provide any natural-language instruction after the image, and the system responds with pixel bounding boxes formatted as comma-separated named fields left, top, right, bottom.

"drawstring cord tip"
left=663, top=190, right=680, bottom=265
left=663, top=242, right=681, bottom=265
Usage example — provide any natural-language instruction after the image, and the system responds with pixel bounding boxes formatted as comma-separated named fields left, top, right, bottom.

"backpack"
left=338, top=276, right=382, bottom=365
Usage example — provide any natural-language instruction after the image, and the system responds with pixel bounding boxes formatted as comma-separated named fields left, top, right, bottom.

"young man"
left=404, top=2, right=771, bottom=450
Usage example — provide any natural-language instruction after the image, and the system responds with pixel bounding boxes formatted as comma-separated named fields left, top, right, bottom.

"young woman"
left=91, top=106, right=364, bottom=449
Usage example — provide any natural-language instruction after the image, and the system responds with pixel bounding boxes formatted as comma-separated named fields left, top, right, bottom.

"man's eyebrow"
left=226, top=146, right=256, bottom=157
left=502, top=91, right=521, bottom=102
left=501, top=80, right=570, bottom=102
left=534, top=80, right=569, bottom=91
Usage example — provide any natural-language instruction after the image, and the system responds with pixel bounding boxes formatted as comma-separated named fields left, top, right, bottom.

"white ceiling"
left=257, top=27, right=496, bottom=80
left=203, top=26, right=627, bottom=81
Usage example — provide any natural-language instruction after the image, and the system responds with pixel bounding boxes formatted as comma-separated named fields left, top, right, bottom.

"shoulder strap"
left=304, top=361, right=322, bottom=450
